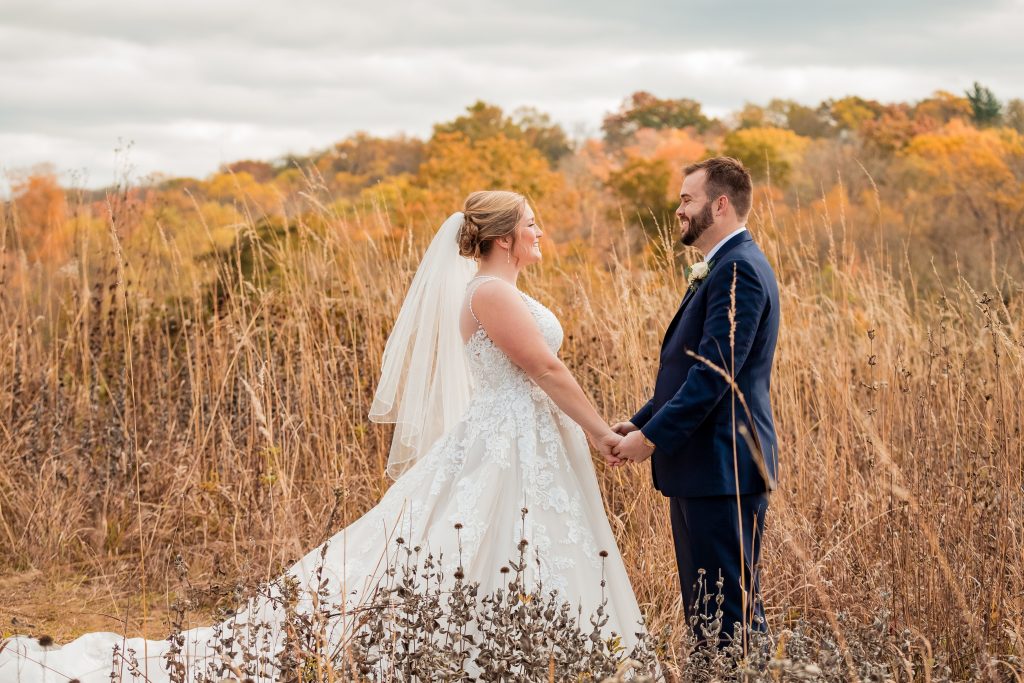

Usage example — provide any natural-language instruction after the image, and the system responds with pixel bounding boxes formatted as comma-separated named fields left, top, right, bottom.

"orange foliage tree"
left=901, top=120, right=1024, bottom=245
left=606, top=128, right=710, bottom=247
left=9, top=170, right=70, bottom=264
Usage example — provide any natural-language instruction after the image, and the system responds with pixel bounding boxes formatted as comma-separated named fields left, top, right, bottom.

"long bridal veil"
left=368, top=212, right=477, bottom=479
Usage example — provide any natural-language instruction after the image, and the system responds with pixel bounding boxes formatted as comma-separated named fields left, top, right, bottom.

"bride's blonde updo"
left=457, top=190, right=526, bottom=260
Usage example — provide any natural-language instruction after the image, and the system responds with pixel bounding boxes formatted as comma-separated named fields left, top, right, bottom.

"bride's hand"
left=590, top=430, right=626, bottom=467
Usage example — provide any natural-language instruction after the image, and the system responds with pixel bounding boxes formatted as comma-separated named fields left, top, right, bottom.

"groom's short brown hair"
left=684, top=157, right=753, bottom=220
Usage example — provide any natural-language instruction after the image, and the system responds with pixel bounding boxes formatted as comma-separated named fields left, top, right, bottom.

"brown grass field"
left=1, top=179, right=1022, bottom=680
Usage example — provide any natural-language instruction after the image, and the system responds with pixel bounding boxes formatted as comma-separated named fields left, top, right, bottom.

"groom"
left=611, top=156, right=780, bottom=646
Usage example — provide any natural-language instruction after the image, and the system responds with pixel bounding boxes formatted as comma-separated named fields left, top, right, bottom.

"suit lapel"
left=659, top=286, right=696, bottom=353
left=657, top=230, right=754, bottom=355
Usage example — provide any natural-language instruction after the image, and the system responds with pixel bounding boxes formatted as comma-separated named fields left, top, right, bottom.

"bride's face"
left=512, top=203, right=543, bottom=266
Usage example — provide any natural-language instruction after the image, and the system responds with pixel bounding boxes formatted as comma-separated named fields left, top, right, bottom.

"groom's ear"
left=714, top=194, right=730, bottom=218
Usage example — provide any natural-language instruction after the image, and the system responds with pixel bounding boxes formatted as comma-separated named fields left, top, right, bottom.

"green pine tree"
left=965, top=82, right=1002, bottom=127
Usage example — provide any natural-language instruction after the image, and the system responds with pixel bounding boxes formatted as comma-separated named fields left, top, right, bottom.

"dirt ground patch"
left=0, top=569, right=185, bottom=644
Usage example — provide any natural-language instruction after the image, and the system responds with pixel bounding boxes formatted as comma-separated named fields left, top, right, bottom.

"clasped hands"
left=592, top=421, right=655, bottom=467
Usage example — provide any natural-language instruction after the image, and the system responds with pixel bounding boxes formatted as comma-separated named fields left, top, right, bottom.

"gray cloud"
left=2, top=0, right=1023, bottom=192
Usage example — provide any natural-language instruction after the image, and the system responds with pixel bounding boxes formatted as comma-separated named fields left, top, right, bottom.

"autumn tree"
left=606, top=156, right=676, bottom=246
left=321, top=133, right=425, bottom=196
left=204, top=170, right=281, bottom=209
left=901, top=120, right=1024, bottom=254
left=222, top=160, right=275, bottom=183
left=722, top=127, right=810, bottom=185
left=392, top=130, right=565, bottom=225
left=511, top=107, right=574, bottom=164
left=913, top=91, right=973, bottom=129
left=355, top=101, right=577, bottom=231
left=9, top=169, right=70, bottom=264
left=1004, top=99, right=1024, bottom=133
left=762, top=99, right=834, bottom=138
left=734, top=103, right=776, bottom=130
left=602, top=91, right=714, bottom=148
left=433, top=101, right=572, bottom=164
left=435, top=101, right=518, bottom=142
left=827, top=96, right=885, bottom=136
left=859, top=103, right=924, bottom=152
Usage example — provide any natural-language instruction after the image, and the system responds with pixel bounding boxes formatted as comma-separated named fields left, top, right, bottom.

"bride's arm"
left=473, top=282, right=616, bottom=445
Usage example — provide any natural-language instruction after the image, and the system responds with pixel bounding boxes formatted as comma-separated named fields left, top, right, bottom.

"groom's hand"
left=611, top=421, right=638, bottom=436
left=613, top=430, right=655, bottom=463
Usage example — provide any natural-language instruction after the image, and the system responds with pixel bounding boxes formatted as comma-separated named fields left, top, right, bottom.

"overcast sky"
left=3, top=0, right=1023, bottom=192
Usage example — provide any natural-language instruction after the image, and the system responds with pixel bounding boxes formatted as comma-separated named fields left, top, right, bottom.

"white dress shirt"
left=704, top=226, right=747, bottom=263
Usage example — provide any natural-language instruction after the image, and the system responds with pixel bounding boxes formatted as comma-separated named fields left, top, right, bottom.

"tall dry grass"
left=0, top=177, right=1022, bottom=678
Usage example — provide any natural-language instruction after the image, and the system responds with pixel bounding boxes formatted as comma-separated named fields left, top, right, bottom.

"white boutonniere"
left=685, top=259, right=714, bottom=293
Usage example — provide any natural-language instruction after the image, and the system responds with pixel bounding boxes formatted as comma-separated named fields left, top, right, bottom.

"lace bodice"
left=463, top=276, right=564, bottom=396
left=447, top=276, right=600, bottom=593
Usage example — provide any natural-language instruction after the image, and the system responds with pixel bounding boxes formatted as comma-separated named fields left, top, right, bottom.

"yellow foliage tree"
left=829, top=96, right=884, bottom=134
left=723, top=126, right=810, bottom=185
left=901, top=119, right=1024, bottom=244
left=204, top=171, right=281, bottom=214
left=412, top=131, right=565, bottom=223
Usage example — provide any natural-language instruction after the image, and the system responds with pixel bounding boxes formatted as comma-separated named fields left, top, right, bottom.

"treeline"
left=5, top=84, right=1024, bottom=300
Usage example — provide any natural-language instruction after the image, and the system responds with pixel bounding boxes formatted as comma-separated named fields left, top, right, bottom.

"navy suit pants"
left=669, top=492, right=769, bottom=646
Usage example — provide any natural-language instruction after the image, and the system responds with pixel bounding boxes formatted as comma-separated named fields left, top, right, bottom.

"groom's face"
left=677, top=171, right=716, bottom=247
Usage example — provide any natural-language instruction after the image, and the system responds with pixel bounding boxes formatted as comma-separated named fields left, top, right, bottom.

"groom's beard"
left=680, top=201, right=715, bottom=246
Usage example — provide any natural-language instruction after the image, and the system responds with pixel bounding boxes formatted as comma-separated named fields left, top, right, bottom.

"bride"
left=0, top=190, right=645, bottom=681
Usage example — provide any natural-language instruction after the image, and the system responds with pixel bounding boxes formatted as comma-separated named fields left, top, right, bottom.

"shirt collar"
left=704, top=226, right=747, bottom=263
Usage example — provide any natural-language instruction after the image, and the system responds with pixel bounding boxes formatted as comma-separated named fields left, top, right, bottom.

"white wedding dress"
left=0, top=276, right=644, bottom=682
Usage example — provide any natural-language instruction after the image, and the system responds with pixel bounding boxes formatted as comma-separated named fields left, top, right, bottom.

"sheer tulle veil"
left=369, top=212, right=478, bottom=478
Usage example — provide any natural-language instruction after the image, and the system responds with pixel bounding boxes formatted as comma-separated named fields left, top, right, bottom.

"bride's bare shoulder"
left=471, top=279, right=547, bottom=341
left=469, top=278, right=525, bottom=309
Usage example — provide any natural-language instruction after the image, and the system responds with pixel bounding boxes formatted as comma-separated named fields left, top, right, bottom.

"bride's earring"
left=506, top=247, right=511, bottom=264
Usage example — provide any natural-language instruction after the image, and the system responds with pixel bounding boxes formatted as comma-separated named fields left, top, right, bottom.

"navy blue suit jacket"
left=631, top=230, right=780, bottom=498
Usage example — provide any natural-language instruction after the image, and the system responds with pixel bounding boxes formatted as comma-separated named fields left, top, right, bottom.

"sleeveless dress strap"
left=466, top=276, right=502, bottom=327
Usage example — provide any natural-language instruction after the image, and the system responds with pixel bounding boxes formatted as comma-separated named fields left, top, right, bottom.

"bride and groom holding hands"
left=448, top=154, right=780, bottom=645
left=338, top=153, right=780, bottom=652
left=1, top=156, right=779, bottom=680
left=371, top=153, right=781, bottom=650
